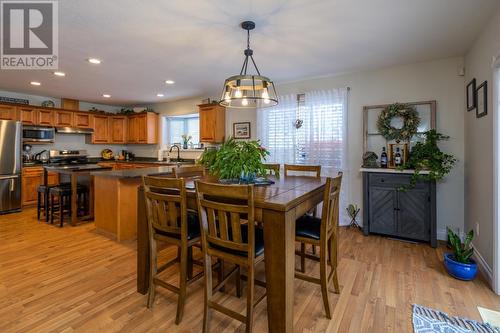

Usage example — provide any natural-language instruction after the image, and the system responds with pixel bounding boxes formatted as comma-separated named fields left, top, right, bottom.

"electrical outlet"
left=475, top=221, right=480, bottom=236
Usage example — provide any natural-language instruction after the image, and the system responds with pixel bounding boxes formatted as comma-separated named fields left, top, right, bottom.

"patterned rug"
left=413, top=304, right=500, bottom=333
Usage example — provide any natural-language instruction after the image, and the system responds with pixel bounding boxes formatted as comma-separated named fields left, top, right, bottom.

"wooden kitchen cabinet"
left=91, top=115, right=109, bottom=143
left=22, top=167, right=58, bottom=206
left=0, top=104, right=18, bottom=121
left=54, top=110, right=74, bottom=127
left=198, top=104, right=225, bottom=143
left=74, top=112, right=92, bottom=128
left=18, top=106, right=38, bottom=125
left=127, top=112, right=158, bottom=144
left=109, top=116, right=127, bottom=143
left=37, top=109, right=54, bottom=126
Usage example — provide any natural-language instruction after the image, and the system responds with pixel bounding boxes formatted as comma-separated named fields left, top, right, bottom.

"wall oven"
left=22, top=126, right=55, bottom=143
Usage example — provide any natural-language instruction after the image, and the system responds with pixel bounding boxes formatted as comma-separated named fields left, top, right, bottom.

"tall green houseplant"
left=199, top=138, right=271, bottom=181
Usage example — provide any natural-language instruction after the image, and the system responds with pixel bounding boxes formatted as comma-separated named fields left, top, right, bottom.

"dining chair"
left=294, top=172, right=342, bottom=319
left=262, top=163, right=280, bottom=176
left=195, top=181, right=266, bottom=333
left=284, top=164, right=322, bottom=259
left=143, top=176, right=204, bottom=325
left=284, top=164, right=321, bottom=178
left=173, top=165, right=206, bottom=179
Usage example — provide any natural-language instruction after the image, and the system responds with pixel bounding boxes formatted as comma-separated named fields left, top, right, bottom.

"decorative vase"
left=443, top=253, right=477, bottom=281
left=183, top=142, right=188, bottom=149
left=239, top=171, right=256, bottom=184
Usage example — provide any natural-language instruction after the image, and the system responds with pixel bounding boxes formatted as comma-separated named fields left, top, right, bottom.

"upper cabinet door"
left=110, top=116, right=127, bottom=143
left=91, top=115, right=109, bottom=143
left=0, top=104, right=18, bottom=121
left=37, top=109, right=54, bottom=126
left=18, top=106, right=38, bottom=125
left=74, top=112, right=91, bottom=128
left=54, top=110, right=74, bottom=127
left=137, top=114, right=147, bottom=143
left=199, top=104, right=225, bottom=143
left=127, top=115, right=138, bottom=143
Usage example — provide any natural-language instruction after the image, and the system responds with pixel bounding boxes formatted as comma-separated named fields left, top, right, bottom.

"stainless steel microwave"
left=22, top=126, right=55, bottom=143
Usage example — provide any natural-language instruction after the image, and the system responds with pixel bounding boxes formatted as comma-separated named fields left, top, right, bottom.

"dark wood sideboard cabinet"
left=362, top=170, right=437, bottom=247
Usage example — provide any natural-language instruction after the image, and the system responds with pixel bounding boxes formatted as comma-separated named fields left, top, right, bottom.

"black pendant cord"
left=238, top=28, right=261, bottom=76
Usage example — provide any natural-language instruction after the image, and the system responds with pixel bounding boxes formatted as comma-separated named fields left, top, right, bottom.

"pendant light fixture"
left=219, top=21, right=278, bottom=108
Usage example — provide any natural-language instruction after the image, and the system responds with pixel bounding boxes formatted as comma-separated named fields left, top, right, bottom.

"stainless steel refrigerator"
left=0, top=120, right=22, bottom=214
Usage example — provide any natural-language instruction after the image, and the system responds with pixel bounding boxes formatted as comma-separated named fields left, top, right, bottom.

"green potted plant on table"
left=400, top=129, right=456, bottom=188
left=443, top=228, right=477, bottom=281
left=199, top=138, right=274, bottom=183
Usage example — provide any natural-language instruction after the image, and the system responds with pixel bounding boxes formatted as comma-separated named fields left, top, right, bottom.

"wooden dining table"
left=136, top=175, right=327, bottom=333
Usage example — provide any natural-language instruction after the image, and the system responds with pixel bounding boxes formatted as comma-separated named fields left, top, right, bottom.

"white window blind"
left=257, top=88, right=349, bottom=224
left=164, top=115, right=200, bottom=145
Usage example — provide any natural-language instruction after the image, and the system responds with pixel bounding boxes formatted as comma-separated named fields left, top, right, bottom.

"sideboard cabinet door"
left=368, top=187, right=397, bottom=236
left=397, top=189, right=430, bottom=241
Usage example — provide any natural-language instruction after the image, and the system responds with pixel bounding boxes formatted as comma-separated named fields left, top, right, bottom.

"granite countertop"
left=360, top=167, right=431, bottom=175
left=91, top=166, right=175, bottom=178
left=44, top=164, right=112, bottom=171
left=90, top=157, right=196, bottom=165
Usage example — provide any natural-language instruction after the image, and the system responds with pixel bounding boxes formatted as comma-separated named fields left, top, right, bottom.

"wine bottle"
left=380, top=147, right=388, bottom=168
left=394, top=147, right=402, bottom=167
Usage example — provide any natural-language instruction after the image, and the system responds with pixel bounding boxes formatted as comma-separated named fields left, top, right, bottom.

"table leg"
left=43, top=169, right=49, bottom=222
left=263, top=208, right=296, bottom=333
left=71, top=173, right=78, bottom=226
left=137, top=185, right=149, bottom=294
left=89, top=176, right=95, bottom=219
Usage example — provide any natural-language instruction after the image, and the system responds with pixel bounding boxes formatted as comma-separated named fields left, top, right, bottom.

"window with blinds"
left=164, top=114, right=200, bottom=145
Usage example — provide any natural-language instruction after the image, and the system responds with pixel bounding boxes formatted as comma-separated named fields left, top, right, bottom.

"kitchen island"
left=91, top=166, right=175, bottom=241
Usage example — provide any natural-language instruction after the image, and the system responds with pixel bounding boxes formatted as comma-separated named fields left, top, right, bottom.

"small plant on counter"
left=181, top=134, right=192, bottom=149
left=400, top=129, right=456, bottom=188
left=199, top=138, right=273, bottom=181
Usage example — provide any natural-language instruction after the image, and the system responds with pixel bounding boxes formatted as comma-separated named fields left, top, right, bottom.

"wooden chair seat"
left=295, top=215, right=322, bottom=240
left=155, top=212, right=201, bottom=240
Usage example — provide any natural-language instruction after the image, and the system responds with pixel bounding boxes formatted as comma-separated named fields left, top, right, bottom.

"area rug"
left=412, top=304, right=500, bottom=333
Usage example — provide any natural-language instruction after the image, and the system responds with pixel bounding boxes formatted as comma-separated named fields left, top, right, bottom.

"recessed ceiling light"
left=53, top=71, right=66, bottom=77
left=30, top=81, right=41, bottom=86
left=157, top=93, right=164, bottom=97
left=87, top=58, right=101, bottom=64
left=165, top=80, right=175, bottom=85
left=102, top=94, right=111, bottom=98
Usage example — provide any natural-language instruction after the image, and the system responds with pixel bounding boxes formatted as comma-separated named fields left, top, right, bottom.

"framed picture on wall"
left=466, top=78, right=476, bottom=111
left=233, top=122, right=251, bottom=139
left=476, top=81, right=487, bottom=118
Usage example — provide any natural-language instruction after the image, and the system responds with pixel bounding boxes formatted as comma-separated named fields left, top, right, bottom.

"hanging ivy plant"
left=377, top=103, right=420, bottom=141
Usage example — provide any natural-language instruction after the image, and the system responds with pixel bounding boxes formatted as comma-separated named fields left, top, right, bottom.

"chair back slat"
left=320, top=172, right=342, bottom=266
left=143, top=176, right=188, bottom=239
left=284, top=164, right=321, bottom=178
left=174, top=165, right=205, bottom=179
left=195, top=181, right=255, bottom=261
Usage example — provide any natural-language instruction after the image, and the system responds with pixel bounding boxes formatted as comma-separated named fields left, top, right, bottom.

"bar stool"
left=49, top=184, right=88, bottom=227
left=37, top=182, right=71, bottom=222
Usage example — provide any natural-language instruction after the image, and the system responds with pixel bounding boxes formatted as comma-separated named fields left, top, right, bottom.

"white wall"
left=464, top=6, right=500, bottom=274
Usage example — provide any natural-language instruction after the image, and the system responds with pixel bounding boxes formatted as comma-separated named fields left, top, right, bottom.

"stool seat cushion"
left=295, top=215, right=322, bottom=240
left=156, top=212, right=200, bottom=240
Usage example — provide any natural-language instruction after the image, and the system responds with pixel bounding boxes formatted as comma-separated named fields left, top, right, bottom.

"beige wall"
left=276, top=57, right=465, bottom=239
left=464, top=6, right=500, bottom=272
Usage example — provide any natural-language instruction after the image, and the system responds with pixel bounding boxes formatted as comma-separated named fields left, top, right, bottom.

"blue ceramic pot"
left=443, top=253, right=477, bottom=281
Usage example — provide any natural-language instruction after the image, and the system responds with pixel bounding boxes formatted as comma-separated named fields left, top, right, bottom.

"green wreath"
left=377, top=103, right=420, bottom=141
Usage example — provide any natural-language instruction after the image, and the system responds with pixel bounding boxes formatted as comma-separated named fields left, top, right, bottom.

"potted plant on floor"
left=444, top=228, right=477, bottom=281
left=199, top=138, right=274, bottom=183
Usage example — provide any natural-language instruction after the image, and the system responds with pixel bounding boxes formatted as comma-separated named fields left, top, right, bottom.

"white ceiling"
left=1, top=0, right=499, bottom=106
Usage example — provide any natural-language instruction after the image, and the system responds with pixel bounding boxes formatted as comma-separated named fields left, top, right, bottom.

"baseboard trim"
left=471, top=243, right=493, bottom=288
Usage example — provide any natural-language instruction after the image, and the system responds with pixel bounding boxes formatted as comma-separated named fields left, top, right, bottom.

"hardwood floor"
left=0, top=209, right=498, bottom=332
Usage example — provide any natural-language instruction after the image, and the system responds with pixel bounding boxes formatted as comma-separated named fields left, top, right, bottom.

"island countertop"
left=91, top=166, right=175, bottom=178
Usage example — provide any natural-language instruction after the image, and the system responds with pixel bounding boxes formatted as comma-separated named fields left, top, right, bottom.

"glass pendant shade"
left=219, top=21, right=278, bottom=108
left=219, top=75, right=278, bottom=108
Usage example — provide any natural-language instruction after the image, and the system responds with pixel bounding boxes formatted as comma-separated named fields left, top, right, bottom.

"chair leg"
left=45, top=192, right=50, bottom=222
left=147, top=237, right=157, bottom=308
left=329, top=235, right=340, bottom=294
left=245, top=265, right=255, bottom=333
left=187, top=246, right=193, bottom=280
left=176, top=244, right=188, bottom=324
left=236, top=265, right=242, bottom=298
left=300, top=242, right=306, bottom=273
left=320, top=243, right=332, bottom=319
left=312, top=244, right=317, bottom=255
left=50, top=195, right=55, bottom=224
left=37, top=192, right=41, bottom=221
left=59, top=196, right=64, bottom=228
left=202, top=254, right=213, bottom=333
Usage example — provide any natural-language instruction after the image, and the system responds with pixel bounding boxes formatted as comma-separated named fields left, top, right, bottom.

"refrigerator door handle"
left=0, top=175, right=18, bottom=180
left=10, top=179, right=15, bottom=192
